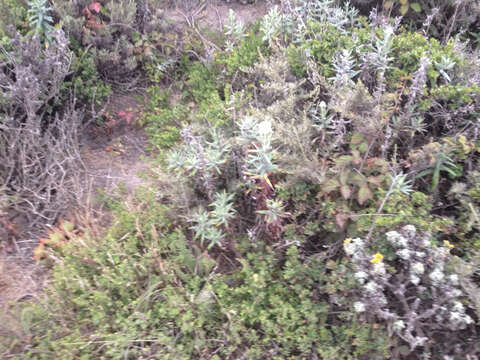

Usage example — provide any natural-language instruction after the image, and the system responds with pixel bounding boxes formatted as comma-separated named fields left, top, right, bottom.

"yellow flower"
left=370, top=252, right=384, bottom=264
left=443, top=240, right=454, bottom=249
left=253, top=273, right=259, bottom=283
left=344, top=237, right=352, bottom=244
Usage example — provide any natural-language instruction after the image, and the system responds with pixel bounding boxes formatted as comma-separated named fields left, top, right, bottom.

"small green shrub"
left=60, top=49, right=112, bottom=106
left=218, top=28, right=267, bottom=76
left=142, top=86, right=187, bottom=149
left=354, top=190, right=453, bottom=236
left=0, top=0, right=28, bottom=36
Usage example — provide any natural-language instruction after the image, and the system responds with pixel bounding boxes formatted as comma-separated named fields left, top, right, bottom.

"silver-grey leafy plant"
left=345, top=225, right=477, bottom=357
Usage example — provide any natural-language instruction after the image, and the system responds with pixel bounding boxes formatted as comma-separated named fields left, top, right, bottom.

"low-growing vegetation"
left=1, top=0, right=479, bottom=359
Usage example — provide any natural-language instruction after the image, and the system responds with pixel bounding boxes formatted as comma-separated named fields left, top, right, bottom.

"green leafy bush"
left=141, top=86, right=187, bottom=149
left=217, top=28, right=267, bottom=76
left=0, top=0, right=28, bottom=36
left=60, top=49, right=112, bottom=106
left=13, top=190, right=390, bottom=359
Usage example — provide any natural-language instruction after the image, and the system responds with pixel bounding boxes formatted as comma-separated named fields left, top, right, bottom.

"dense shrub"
left=2, top=1, right=480, bottom=359
left=10, top=190, right=393, bottom=359
left=345, top=225, right=479, bottom=357
left=346, top=0, right=480, bottom=40
left=0, top=30, right=83, bottom=234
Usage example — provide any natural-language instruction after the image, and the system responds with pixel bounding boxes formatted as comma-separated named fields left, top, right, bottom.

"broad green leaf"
left=400, top=4, right=409, bottom=15
left=358, top=184, right=372, bottom=205
left=336, top=155, right=353, bottom=166
left=410, top=3, right=422, bottom=12
left=323, top=178, right=340, bottom=193
left=352, top=173, right=366, bottom=186
left=339, top=170, right=349, bottom=185
left=358, top=142, right=368, bottom=154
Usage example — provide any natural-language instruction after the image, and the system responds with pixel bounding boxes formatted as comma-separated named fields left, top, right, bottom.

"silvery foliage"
left=402, top=56, right=430, bottom=121
left=311, top=101, right=335, bottom=131
left=224, top=9, right=246, bottom=52
left=167, top=128, right=231, bottom=199
left=345, top=225, right=477, bottom=355
left=330, top=48, right=360, bottom=88
left=389, top=173, right=413, bottom=194
left=260, top=6, right=294, bottom=46
left=293, top=0, right=358, bottom=33
left=435, top=55, right=456, bottom=83
left=237, top=116, right=277, bottom=176
left=28, top=0, right=53, bottom=38
left=369, top=24, right=395, bottom=77
left=260, top=0, right=358, bottom=46
left=189, top=191, right=236, bottom=249
left=0, top=30, right=82, bottom=235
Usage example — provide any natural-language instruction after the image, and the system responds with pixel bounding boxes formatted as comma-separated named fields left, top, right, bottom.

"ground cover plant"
left=1, top=0, right=480, bottom=359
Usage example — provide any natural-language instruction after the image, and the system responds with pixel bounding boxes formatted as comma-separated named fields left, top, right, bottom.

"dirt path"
left=162, top=0, right=270, bottom=30
left=82, top=93, right=152, bottom=195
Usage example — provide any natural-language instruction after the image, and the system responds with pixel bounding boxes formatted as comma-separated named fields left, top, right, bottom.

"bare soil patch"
left=164, top=0, right=271, bottom=31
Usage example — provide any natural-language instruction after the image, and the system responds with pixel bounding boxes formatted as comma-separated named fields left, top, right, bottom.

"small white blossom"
left=372, top=262, right=386, bottom=275
left=429, top=268, right=445, bottom=284
left=354, top=271, right=368, bottom=284
left=448, top=289, right=462, bottom=298
left=452, top=301, right=464, bottom=313
left=415, top=251, right=426, bottom=258
left=414, top=336, right=428, bottom=347
left=393, top=319, right=405, bottom=332
left=386, top=230, right=400, bottom=242
left=364, top=281, right=378, bottom=293
left=402, top=225, right=416, bottom=238
left=410, top=274, right=421, bottom=285
left=257, top=120, right=272, bottom=137
left=344, top=237, right=364, bottom=256
left=463, top=314, right=473, bottom=325
left=421, top=236, right=431, bottom=247
left=448, top=274, right=459, bottom=285
left=378, top=294, right=387, bottom=306
left=411, top=262, right=425, bottom=275
left=397, top=248, right=411, bottom=260
left=354, top=301, right=366, bottom=313
left=450, top=311, right=462, bottom=323
left=386, top=231, right=408, bottom=247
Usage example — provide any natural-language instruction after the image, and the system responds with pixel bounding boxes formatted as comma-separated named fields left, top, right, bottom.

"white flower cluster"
left=345, top=225, right=475, bottom=352
left=343, top=237, right=364, bottom=261
left=449, top=301, right=474, bottom=329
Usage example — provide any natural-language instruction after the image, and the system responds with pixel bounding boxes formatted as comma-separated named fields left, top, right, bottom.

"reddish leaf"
left=33, top=243, right=45, bottom=261
left=89, top=2, right=101, bottom=13
left=82, top=7, right=92, bottom=19
left=117, top=110, right=134, bottom=125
